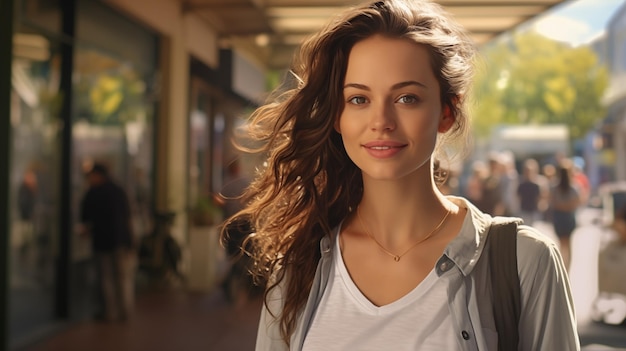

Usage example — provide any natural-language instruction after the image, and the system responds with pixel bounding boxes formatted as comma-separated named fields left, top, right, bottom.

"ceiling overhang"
left=182, top=0, right=565, bottom=70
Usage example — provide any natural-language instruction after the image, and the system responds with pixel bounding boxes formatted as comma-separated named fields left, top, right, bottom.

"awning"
left=181, top=0, right=565, bottom=70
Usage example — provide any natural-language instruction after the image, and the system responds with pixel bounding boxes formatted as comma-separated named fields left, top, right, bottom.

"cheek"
left=336, top=111, right=355, bottom=135
left=336, top=116, right=361, bottom=153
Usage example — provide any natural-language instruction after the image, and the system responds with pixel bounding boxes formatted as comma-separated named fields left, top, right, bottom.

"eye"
left=397, top=95, right=419, bottom=104
left=347, top=96, right=368, bottom=105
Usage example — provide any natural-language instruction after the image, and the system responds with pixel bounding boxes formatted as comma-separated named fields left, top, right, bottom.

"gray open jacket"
left=256, top=197, right=580, bottom=350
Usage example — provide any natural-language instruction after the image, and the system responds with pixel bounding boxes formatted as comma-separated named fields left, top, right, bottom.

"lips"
left=363, top=140, right=406, bottom=148
left=368, top=146, right=395, bottom=150
left=362, top=140, right=406, bottom=158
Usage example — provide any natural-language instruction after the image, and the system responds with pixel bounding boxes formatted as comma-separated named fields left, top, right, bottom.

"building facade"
left=0, top=0, right=267, bottom=349
left=604, top=2, right=626, bottom=182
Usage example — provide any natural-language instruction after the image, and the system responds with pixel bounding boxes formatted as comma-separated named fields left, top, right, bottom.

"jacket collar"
left=442, top=196, right=492, bottom=276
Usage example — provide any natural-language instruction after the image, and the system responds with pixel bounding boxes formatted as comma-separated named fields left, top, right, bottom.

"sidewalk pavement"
left=22, top=284, right=626, bottom=351
left=20, top=208, right=626, bottom=351
left=22, top=288, right=262, bottom=351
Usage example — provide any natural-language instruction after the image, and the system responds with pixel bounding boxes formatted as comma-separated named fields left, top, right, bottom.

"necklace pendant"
left=393, top=255, right=400, bottom=262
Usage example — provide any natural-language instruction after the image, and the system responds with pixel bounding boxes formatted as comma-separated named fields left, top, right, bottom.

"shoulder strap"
left=487, top=220, right=521, bottom=351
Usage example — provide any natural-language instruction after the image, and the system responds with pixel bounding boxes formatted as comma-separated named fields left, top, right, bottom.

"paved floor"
left=17, top=208, right=626, bottom=351
left=20, top=284, right=626, bottom=351
left=22, top=288, right=262, bottom=351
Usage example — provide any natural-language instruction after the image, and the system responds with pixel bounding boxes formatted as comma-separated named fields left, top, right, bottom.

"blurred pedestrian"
left=517, top=158, right=544, bottom=225
left=16, top=168, right=37, bottom=263
left=541, top=163, right=558, bottom=221
left=217, top=159, right=251, bottom=222
left=499, top=150, right=519, bottom=216
left=550, top=159, right=581, bottom=270
left=465, top=159, right=487, bottom=207
left=17, top=168, right=37, bottom=224
left=612, top=205, right=626, bottom=245
left=572, top=156, right=590, bottom=205
left=232, top=1, right=580, bottom=350
left=138, top=211, right=183, bottom=287
left=217, top=158, right=252, bottom=258
left=215, top=158, right=260, bottom=303
left=79, top=162, right=136, bottom=322
left=478, top=152, right=505, bottom=216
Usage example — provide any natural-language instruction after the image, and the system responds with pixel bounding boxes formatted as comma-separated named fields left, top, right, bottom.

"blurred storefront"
left=0, top=0, right=266, bottom=349
left=602, top=2, right=626, bottom=183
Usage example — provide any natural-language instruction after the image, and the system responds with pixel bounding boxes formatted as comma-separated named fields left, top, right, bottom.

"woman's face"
left=337, top=34, right=449, bottom=182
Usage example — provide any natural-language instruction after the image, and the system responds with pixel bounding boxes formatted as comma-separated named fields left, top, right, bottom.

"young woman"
left=550, top=159, right=582, bottom=270
left=224, top=0, right=580, bottom=349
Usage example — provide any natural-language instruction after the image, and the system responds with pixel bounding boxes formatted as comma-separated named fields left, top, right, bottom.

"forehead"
left=344, top=35, right=437, bottom=85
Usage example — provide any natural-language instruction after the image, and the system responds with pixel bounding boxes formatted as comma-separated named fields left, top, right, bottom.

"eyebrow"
left=343, top=80, right=428, bottom=90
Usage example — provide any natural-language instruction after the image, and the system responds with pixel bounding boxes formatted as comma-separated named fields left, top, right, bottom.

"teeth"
left=370, top=146, right=391, bottom=150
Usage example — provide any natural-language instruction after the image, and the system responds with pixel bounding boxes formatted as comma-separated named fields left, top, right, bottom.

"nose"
left=369, top=101, right=396, bottom=132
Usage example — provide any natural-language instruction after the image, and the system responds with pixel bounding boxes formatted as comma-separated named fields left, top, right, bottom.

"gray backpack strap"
left=487, top=220, right=521, bottom=351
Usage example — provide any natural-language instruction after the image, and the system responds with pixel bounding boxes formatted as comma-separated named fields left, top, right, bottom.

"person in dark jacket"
left=16, top=169, right=37, bottom=260
left=516, top=158, right=545, bottom=225
left=80, top=162, right=136, bottom=322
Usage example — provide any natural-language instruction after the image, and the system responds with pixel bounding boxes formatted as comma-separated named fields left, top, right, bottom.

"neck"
left=361, top=165, right=442, bottom=208
left=358, top=179, right=453, bottom=247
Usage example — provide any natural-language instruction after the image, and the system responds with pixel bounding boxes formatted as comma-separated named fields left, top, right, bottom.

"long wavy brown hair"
left=222, top=0, right=476, bottom=344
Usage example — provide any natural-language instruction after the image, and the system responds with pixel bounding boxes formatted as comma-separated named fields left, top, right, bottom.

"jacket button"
left=439, top=261, right=449, bottom=271
left=461, top=330, right=470, bottom=340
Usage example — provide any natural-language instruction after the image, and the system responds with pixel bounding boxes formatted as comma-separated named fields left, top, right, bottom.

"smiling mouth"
left=369, top=146, right=394, bottom=150
left=362, top=143, right=406, bottom=158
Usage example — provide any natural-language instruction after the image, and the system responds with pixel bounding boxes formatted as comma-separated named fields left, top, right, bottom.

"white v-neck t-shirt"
left=302, top=228, right=458, bottom=351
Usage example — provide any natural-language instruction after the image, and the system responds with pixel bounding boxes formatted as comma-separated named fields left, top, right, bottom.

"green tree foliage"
left=471, top=32, right=608, bottom=141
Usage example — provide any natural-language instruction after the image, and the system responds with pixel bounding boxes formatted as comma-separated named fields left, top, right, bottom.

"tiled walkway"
left=17, top=284, right=626, bottom=351
left=17, top=212, right=626, bottom=351
left=23, top=288, right=262, bottom=351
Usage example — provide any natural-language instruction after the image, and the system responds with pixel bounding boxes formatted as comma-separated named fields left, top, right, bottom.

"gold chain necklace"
left=356, top=206, right=451, bottom=262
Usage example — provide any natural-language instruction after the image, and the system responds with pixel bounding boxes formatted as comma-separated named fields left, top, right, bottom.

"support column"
left=0, top=0, right=13, bottom=349
left=156, top=12, right=189, bottom=244
left=617, top=117, right=626, bottom=181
